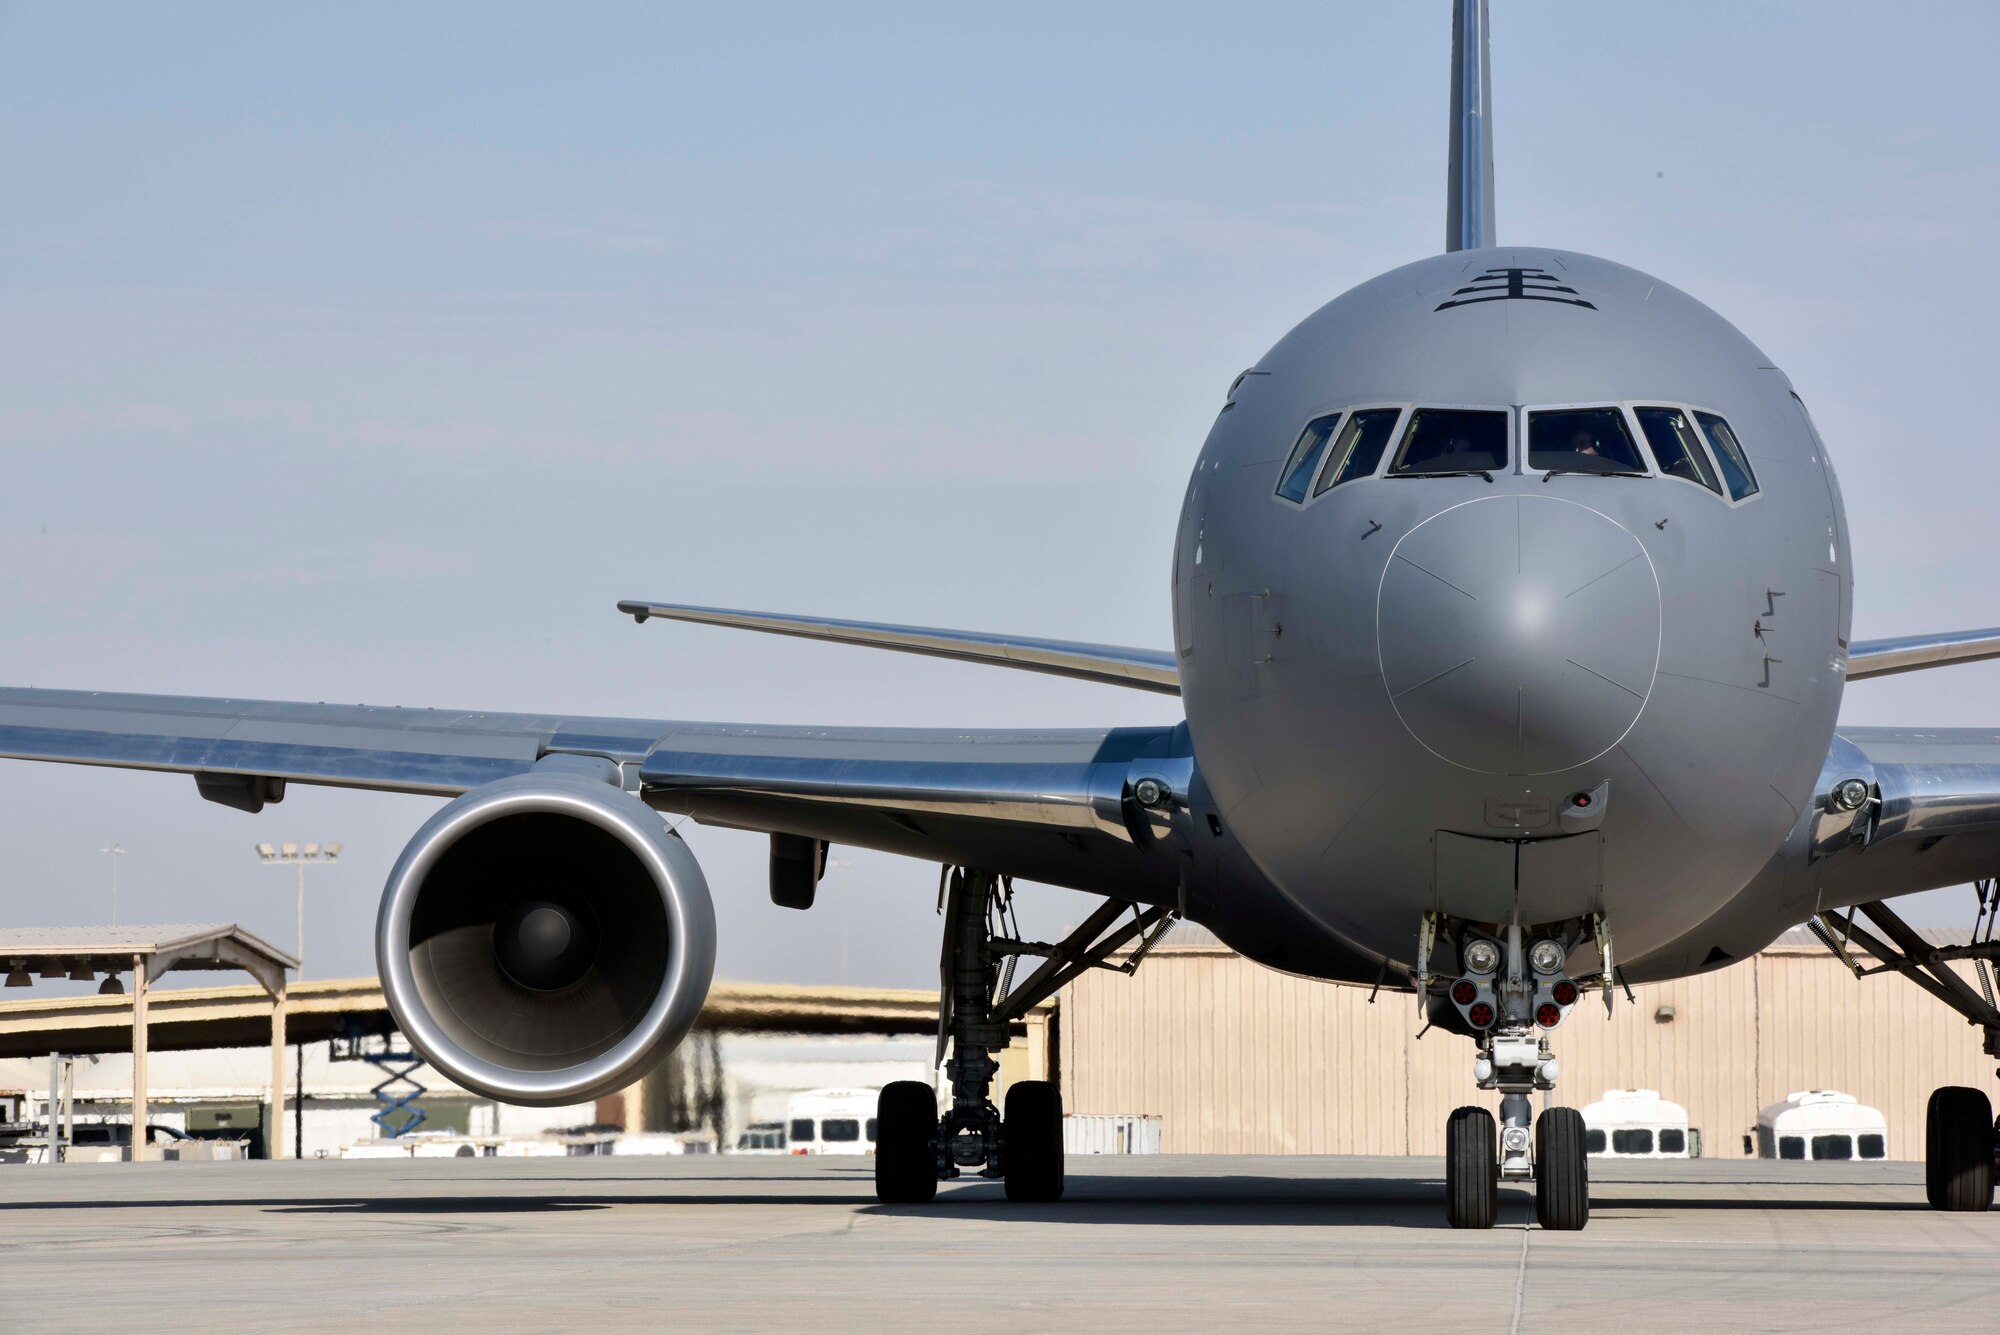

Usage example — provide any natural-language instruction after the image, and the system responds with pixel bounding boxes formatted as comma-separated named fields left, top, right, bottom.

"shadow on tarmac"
left=0, top=1169, right=1932, bottom=1225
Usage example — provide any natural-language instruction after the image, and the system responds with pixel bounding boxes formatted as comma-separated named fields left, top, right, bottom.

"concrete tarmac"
left=2, top=1154, right=1995, bottom=1333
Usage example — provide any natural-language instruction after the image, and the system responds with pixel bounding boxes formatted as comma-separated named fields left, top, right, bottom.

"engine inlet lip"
left=376, top=771, right=716, bottom=1106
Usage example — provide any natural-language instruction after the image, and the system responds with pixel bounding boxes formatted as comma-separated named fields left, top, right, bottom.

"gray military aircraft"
left=4, top=1, right=2000, bottom=1229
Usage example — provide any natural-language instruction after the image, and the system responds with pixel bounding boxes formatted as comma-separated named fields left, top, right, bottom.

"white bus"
left=1754, top=1091, right=1888, bottom=1162
left=1579, top=1089, right=1700, bottom=1159
left=732, top=1122, right=788, bottom=1155
left=785, top=1088, right=887, bottom=1156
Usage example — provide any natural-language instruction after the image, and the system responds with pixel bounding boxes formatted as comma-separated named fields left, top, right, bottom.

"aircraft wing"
left=616, top=600, right=1181, bottom=695
left=1815, top=726, right=2000, bottom=906
left=1847, top=628, right=2000, bottom=680
left=0, top=686, right=1189, bottom=904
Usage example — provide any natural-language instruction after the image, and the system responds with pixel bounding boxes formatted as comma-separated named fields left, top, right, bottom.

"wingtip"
left=616, top=599, right=652, bottom=624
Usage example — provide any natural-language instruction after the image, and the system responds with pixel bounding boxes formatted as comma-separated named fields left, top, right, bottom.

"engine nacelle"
left=375, top=771, right=716, bottom=1106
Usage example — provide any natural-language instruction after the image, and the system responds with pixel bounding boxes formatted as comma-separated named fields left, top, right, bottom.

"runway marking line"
left=1508, top=1225, right=1530, bottom=1335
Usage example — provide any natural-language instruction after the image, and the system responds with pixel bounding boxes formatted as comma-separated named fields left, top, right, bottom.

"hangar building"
left=1060, top=923, right=1990, bottom=1161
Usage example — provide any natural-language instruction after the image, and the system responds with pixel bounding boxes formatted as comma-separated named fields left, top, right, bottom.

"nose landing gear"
left=1439, top=918, right=1592, bottom=1230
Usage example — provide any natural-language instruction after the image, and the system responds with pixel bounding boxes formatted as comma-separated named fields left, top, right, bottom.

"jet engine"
left=375, top=770, right=716, bottom=1106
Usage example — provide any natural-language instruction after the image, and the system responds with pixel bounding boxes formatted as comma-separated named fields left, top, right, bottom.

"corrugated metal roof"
left=0, top=923, right=296, bottom=967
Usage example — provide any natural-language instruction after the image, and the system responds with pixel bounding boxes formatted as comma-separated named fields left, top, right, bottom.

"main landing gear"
left=873, top=868, right=1173, bottom=1206
left=1812, top=890, right=2000, bottom=1212
left=1435, top=917, right=1592, bottom=1230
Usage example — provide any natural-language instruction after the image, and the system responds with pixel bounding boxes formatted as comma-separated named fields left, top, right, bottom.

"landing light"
left=1463, top=939, right=1501, bottom=974
left=1529, top=940, right=1566, bottom=974
left=1833, top=778, right=1872, bottom=812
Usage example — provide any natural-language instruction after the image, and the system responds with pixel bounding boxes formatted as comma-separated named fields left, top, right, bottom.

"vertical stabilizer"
left=1446, top=0, right=1495, bottom=252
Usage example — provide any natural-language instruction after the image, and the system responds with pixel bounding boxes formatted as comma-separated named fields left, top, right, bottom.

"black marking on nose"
left=1435, top=267, right=1597, bottom=312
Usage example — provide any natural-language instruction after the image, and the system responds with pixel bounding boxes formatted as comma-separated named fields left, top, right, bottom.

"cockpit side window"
left=1275, top=414, right=1341, bottom=502
left=1387, top=408, right=1508, bottom=476
left=1694, top=411, right=1760, bottom=500
left=1528, top=407, right=1647, bottom=475
left=1634, top=407, right=1722, bottom=493
left=1313, top=408, right=1401, bottom=494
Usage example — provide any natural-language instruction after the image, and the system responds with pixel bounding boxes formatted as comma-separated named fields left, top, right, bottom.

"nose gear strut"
left=1435, top=911, right=1593, bottom=1231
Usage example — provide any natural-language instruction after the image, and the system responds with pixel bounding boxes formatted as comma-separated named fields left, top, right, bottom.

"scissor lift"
left=329, top=1016, right=427, bottom=1138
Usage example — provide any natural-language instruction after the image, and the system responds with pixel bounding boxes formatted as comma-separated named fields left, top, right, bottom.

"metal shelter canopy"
left=0, top=923, right=296, bottom=994
left=0, top=924, right=296, bottom=1161
left=0, top=976, right=984, bottom=1059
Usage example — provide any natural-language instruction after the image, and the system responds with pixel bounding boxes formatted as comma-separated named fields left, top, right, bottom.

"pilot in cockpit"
left=1570, top=428, right=1601, bottom=459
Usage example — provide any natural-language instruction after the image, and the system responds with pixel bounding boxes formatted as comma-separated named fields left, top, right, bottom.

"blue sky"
left=1, top=1, right=1995, bottom=985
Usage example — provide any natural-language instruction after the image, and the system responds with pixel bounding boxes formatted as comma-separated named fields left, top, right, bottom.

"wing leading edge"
left=0, top=687, right=1189, bottom=904
left=1847, top=628, right=2000, bottom=680
left=616, top=600, right=1180, bottom=695
left=1814, top=726, right=2000, bottom=908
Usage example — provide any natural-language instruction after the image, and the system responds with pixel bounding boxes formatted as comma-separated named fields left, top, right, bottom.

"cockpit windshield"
left=1274, top=415, right=1338, bottom=502
left=1528, top=408, right=1647, bottom=475
left=1634, top=407, right=1722, bottom=493
left=1314, top=408, right=1401, bottom=494
left=1694, top=411, right=1760, bottom=500
left=1388, top=408, right=1508, bottom=476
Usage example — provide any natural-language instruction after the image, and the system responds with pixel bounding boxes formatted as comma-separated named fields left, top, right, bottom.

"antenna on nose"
left=1446, top=0, right=1495, bottom=252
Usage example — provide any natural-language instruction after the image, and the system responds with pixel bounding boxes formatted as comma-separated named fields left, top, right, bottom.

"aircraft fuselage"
left=1176, top=247, right=1850, bottom=981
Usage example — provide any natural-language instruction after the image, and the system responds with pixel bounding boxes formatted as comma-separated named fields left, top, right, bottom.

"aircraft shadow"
left=0, top=1171, right=1932, bottom=1224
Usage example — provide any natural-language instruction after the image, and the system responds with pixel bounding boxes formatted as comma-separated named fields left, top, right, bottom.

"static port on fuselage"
left=1175, top=246, right=1849, bottom=973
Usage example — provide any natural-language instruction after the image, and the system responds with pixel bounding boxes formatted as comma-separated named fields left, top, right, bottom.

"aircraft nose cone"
left=1377, top=495, right=1660, bottom=775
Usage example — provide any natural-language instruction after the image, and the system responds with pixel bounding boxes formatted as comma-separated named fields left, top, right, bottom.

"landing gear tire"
left=1534, top=1106, right=1590, bottom=1231
left=874, top=1080, right=939, bottom=1205
left=1924, top=1086, right=1994, bottom=1212
left=1445, top=1105, right=1498, bottom=1229
left=1002, top=1080, right=1065, bottom=1203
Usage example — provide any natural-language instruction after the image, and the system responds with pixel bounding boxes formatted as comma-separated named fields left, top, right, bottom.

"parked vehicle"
left=733, top=1122, right=788, bottom=1154
left=1579, top=1089, right=1700, bottom=1159
left=785, top=1089, right=884, bottom=1155
left=1754, top=1091, right=1888, bottom=1161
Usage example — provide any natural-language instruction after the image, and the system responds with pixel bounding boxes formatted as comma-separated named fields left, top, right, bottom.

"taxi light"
left=1451, top=979, right=1478, bottom=1006
left=1529, top=940, right=1565, bottom=974
left=1462, top=939, right=1501, bottom=974
left=1468, top=1002, right=1495, bottom=1029
left=1552, top=979, right=1579, bottom=1007
left=1536, top=1002, right=1562, bottom=1028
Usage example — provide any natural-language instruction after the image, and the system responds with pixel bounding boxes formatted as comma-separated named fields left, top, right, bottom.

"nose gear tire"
left=1533, top=1106, right=1590, bottom=1231
left=1924, top=1086, right=1994, bottom=1212
left=1445, top=1105, right=1498, bottom=1229
left=874, top=1080, right=940, bottom=1204
left=1002, top=1080, right=1065, bottom=1203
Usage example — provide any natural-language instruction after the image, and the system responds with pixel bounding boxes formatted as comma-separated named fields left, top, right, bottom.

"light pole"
left=254, top=842, right=341, bottom=978
left=100, top=843, right=125, bottom=925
